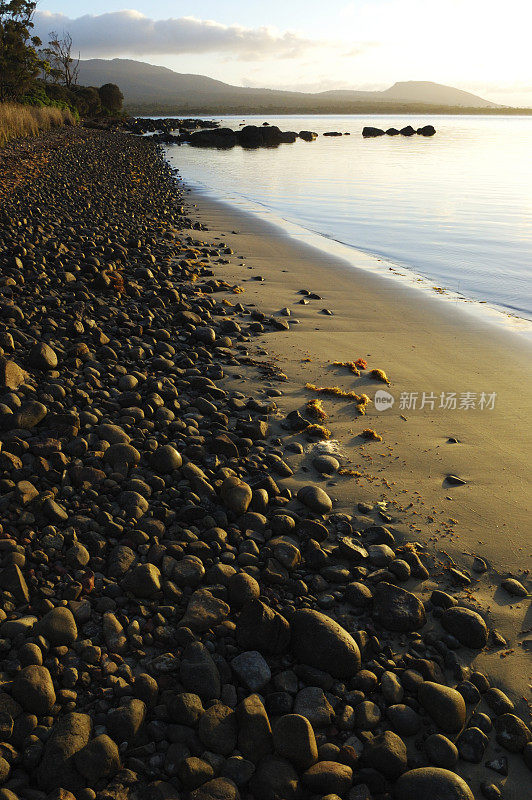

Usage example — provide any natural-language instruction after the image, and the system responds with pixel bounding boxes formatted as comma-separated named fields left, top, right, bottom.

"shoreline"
left=178, top=174, right=532, bottom=337
left=181, top=181, right=532, bottom=697
left=0, top=126, right=530, bottom=800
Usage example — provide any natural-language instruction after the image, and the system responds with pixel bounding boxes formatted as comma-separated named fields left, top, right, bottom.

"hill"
left=77, top=59, right=504, bottom=115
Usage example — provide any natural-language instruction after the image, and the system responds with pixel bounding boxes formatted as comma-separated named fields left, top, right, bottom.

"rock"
left=395, top=768, right=474, bottom=800
left=484, top=687, right=514, bottom=715
left=34, top=606, right=77, bottom=646
left=179, top=588, right=230, bottom=631
left=353, top=700, right=381, bottom=730
left=272, top=714, right=318, bottom=769
left=362, top=127, right=385, bottom=137
left=178, top=757, right=215, bottom=790
left=169, top=692, right=204, bottom=726
left=152, top=444, right=182, bottom=473
left=12, top=665, right=55, bottom=714
left=400, top=125, right=416, bottom=136
left=228, top=572, right=260, bottom=607
left=29, top=342, right=58, bottom=370
left=37, top=712, right=92, bottom=791
left=386, top=704, right=421, bottom=736
left=250, top=755, right=301, bottom=800
left=123, top=563, right=161, bottom=597
left=237, top=694, right=272, bottom=762
left=190, top=777, right=240, bottom=800
left=494, top=713, right=532, bottom=752
left=294, top=686, right=334, bottom=728
left=417, top=125, right=436, bottom=136
left=14, top=400, right=47, bottom=429
left=106, top=698, right=146, bottom=743
left=501, top=577, right=528, bottom=597
left=302, top=761, right=353, bottom=795
left=74, top=734, right=121, bottom=781
left=297, top=485, right=332, bottom=514
left=231, top=651, right=271, bottom=691
left=456, top=727, right=489, bottom=762
left=97, top=423, right=130, bottom=444
left=441, top=607, right=488, bottom=649
left=372, top=582, right=426, bottom=632
left=221, top=477, right=252, bottom=515
left=180, top=641, right=221, bottom=700
left=290, top=609, right=361, bottom=678
left=424, top=734, right=459, bottom=768
left=0, top=564, right=29, bottom=603
left=0, top=358, right=26, bottom=390
left=236, top=600, right=290, bottom=655
left=104, top=442, right=141, bottom=468
left=364, top=730, right=407, bottom=778
left=198, top=703, right=237, bottom=755
left=313, top=455, right=340, bottom=474
left=418, top=682, right=466, bottom=734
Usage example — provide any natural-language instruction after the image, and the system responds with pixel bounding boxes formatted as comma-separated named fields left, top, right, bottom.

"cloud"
left=33, top=10, right=318, bottom=60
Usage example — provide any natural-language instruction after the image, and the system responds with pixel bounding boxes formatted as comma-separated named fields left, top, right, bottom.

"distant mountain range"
left=78, top=59, right=504, bottom=115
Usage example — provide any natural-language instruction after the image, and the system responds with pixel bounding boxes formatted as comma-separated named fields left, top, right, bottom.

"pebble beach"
left=0, top=125, right=530, bottom=800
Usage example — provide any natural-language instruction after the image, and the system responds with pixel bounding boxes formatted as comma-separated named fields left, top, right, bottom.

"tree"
left=44, top=30, right=79, bottom=89
left=0, top=0, right=44, bottom=100
left=98, top=83, right=123, bottom=115
left=73, top=86, right=101, bottom=117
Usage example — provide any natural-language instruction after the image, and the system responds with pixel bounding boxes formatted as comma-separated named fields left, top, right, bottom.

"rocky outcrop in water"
left=363, top=124, right=436, bottom=137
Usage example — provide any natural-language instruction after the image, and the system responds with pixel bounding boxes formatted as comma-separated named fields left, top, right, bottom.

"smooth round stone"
left=418, top=682, right=466, bottom=734
left=456, top=727, right=489, bottom=763
left=494, top=713, right=532, bottom=753
left=353, top=701, right=381, bottom=730
left=290, top=609, right=361, bottom=678
left=441, top=607, right=488, bottom=649
left=297, top=485, right=333, bottom=514
left=424, top=734, right=459, bottom=768
left=386, top=704, right=421, bottom=736
left=395, top=767, right=474, bottom=800
left=152, top=444, right=182, bottom=473
left=313, top=455, right=340, bottom=475
left=272, top=714, right=318, bottom=769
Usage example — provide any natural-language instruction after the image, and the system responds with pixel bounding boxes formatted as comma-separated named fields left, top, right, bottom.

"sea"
left=162, top=114, right=532, bottom=323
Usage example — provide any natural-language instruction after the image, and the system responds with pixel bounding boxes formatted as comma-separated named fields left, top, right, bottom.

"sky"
left=34, top=0, right=532, bottom=106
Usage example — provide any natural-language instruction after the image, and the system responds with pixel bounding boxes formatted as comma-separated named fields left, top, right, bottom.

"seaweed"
left=369, top=368, right=390, bottom=385
left=306, top=424, right=332, bottom=440
left=333, top=360, right=360, bottom=376
left=361, top=428, right=383, bottom=441
left=355, top=358, right=368, bottom=370
left=306, top=398, right=328, bottom=421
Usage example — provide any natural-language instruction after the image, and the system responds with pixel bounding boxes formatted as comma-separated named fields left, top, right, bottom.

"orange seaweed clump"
left=369, top=369, right=390, bottom=385
left=232, top=286, right=244, bottom=294
left=333, top=360, right=360, bottom=376
left=338, top=468, right=362, bottom=477
left=306, top=399, right=328, bottom=421
left=306, top=383, right=362, bottom=401
left=356, top=394, right=371, bottom=415
left=306, top=424, right=332, bottom=440
left=355, top=358, right=367, bottom=370
left=361, top=428, right=383, bottom=441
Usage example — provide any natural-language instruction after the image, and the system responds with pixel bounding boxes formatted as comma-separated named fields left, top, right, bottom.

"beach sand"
left=183, top=186, right=532, bottom=711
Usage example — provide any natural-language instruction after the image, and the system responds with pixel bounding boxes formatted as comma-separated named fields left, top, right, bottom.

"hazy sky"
left=35, top=0, right=531, bottom=106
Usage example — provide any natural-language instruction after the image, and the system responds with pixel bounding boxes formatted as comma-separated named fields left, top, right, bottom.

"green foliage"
left=98, top=83, right=124, bottom=115
left=0, top=0, right=45, bottom=101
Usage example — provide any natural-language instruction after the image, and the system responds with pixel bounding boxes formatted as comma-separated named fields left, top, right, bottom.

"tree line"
left=0, top=0, right=123, bottom=116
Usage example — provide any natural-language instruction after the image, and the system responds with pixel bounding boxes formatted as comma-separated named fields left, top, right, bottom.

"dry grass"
left=0, top=103, right=76, bottom=148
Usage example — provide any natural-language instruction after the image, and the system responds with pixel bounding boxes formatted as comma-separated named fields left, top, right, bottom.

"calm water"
left=164, top=115, right=532, bottom=320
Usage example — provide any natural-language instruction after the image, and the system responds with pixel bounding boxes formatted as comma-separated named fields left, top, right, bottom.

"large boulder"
left=37, top=712, right=92, bottom=791
left=290, top=609, right=360, bottom=678
left=34, top=606, right=77, bottom=646
left=394, top=767, right=474, bottom=800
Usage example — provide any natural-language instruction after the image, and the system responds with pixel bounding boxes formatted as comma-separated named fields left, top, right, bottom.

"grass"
left=0, top=103, right=77, bottom=148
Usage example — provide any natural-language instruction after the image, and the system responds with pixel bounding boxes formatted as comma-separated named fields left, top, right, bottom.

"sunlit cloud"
left=33, top=10, right=319, bottom=60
